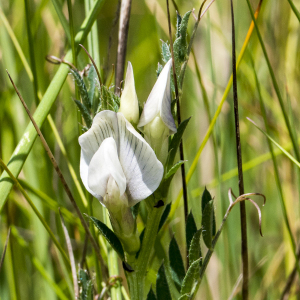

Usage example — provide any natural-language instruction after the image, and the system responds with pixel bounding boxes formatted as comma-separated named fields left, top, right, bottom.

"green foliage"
left=79, top=269, right=93, bottom=300
left=186, top=211, right=197, bottom=252
left=98, top=85, right=120, bottom=112
left=146, top=288, right=157, bottom=300
left=69, top=68, right=91, bottom=110
left=156, top=264, right=172, bottom=300
left=74, top=99, right=93, bottom=128
left=189, top=229, right=202, bottom=267
left=180, top=258, right=201, bottom=299
left=87, top=65, right=97, bottom=106
left=165, top=160, right=186, bottom=179
left=161, top=41, right=172, bottom=64
left=202, top=200, right=215, bottom=250
left=169, top=236, right=186, bottom=291
left=88, top=216, right=125, bottom=261
left=158, top=203, right=171, bottom=232
left=202, top=187, right=216, bottom=236
left=167, top=117, right=191, bottom=171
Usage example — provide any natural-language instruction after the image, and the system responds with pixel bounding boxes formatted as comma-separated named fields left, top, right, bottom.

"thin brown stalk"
left=79, top=44, right=102, bottom=86
left=115, top=0, right=132, bottom=95
left=230, top=1, right=248, bottom=298
left=166, top=0, right=189, bottom=268
left=0, top=228, right=11, bottom=273
left=6, top=71, right=105, bottom=269
left=59, top=209, right=79, bottom=299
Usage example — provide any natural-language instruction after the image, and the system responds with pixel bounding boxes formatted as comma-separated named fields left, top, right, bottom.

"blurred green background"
left=1, top=0, right=300, bottom=299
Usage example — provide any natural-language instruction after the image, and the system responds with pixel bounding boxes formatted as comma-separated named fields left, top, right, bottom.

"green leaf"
left=156, top=264, right=172, bottom=300
left=167, top=117, right=191, bottom=171
left=169, top=236, right=186, bottom=291
left=165, top=160, right=186, bottom=179
left=176, top=12, right=182, bottom=39
left=87, top=65, right=96, bottom=106
left=147, top=287, right=157, bottom=300
left=189, top=229, right=202, bottom=267
left=201, top=187, right=216, bottom=236
left=161, top=41, right=171, bottom=64
left=180, top=258, right=201, bottom=299
left=88, top=216, right=125, bottom=260
left=74, top=100, right=93, bottom=128
left=158, top=203, right=171, bottom=232
left=186, top=211, right=197, bottom=252
left=202, top=200, right=214, bottom=249
left=79, top=269, right=93, bottom=300
left=70, top=69, right=90, bottom=110
left=100, top=85, right=120, bottom=112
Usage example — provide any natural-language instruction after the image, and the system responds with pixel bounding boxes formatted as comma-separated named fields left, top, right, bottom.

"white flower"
left=79, top=110, right=163, bottom=209
left=118, top=62, right=139, bottom=126
left=138, top=59, right=177, bottom=164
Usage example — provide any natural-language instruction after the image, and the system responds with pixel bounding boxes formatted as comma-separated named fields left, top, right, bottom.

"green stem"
left=127, top=202, right=164, bottom=299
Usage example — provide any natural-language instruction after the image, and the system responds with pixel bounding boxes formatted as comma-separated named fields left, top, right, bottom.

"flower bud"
left=119, top=62, right=139, bottom=126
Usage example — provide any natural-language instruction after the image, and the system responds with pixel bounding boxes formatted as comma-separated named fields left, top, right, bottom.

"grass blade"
left=0, top=228, right=11, bottom=273
left=0, top=0, right=106, bottom=212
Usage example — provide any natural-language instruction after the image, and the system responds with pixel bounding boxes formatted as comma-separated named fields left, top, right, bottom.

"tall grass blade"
left=0, top=228, right=10, bottom=273
left=0, top=0, right=106, bottom=212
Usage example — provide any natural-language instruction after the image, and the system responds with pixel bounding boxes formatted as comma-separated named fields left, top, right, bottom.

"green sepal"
left=87, top=65, right=96, bottom=106
left=135, top=228, right=145, bottom=258
left=169, top=236, right=186, bottom=291
left=186, top=211, right=197, bottom=252
left=202, top=200, right=214, bottom=250
left=189, top=229, right=202, bottom=267
left=79, top=269, right=93, bottom=300
left=88, top=216, right=125, bottom=261
left=165, top=160, right=186, bottom=179
left=202, top=187, right=216, bottom=236
left=156, top=264, right=172, bottom=300
left=146, top=287, right=157, bottom=300
left=74, top=100, right=93, bottom=128
left=158, top=203, right=171, bottom=232
left=167, top=117, right=191, bottom=171
left=69, top=68, right=91, bottom=110
left=180, top=258, right=201, bottom=299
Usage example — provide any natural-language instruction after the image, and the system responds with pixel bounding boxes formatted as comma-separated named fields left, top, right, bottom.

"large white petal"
left=138, top=59, right=175, bottom=133
left=119, top=62, right=139, bottom=125
left=79, top=110, right=163, bottom=206
left=117, top=112, right=164, bottom=206
left=88, top=137, right=126, bottom=197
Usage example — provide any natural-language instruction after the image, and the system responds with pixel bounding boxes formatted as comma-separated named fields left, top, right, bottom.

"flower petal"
left=138, top=59, right=176, bottom=133
left=79, top=110, right=164, bottom=206
left=119, top=62, right=139, bottom=125
left=117, top=113, right=164, bottom=205
left=88, top=137, right=126, bottom=198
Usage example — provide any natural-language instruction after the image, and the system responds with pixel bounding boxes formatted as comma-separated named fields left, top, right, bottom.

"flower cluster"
left=78, top=60, right=176, bottom=253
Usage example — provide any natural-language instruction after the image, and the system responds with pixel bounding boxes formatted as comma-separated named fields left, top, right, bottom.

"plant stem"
left=127, top=202, right=164, bottom=299
left=230, top=1, right=248, bottom=298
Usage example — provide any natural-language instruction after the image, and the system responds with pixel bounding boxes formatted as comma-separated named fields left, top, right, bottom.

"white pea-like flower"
left=138, top=59, right=177, bottom=164
left=79, top=110, right=164, bottom=253
left=118, top=62, right=139, bottom=126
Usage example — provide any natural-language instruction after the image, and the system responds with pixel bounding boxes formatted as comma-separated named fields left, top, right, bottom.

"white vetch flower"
left=79, top=110, right=163, bottom=208
left=79, top=111, right=164, bottom=253
left=118, top=62, right=139, bottom=126
left=138, top=59, right=177, bottom=164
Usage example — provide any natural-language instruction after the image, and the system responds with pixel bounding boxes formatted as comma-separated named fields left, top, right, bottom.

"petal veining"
left=88, top=137, right=126, bottom=198
left=138, top=59, right=174, bottom=130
